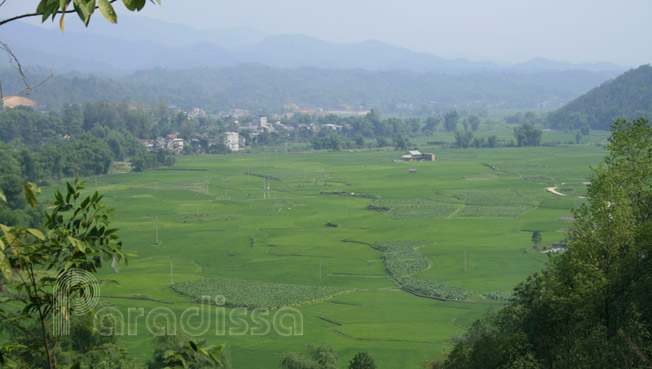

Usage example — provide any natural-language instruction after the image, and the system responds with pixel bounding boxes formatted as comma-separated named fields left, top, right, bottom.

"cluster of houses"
left=139, top=134, right=185, bottom=153
left=139, top=131, right=246, bottom=153
left=237, top=115, right=293, bottom=134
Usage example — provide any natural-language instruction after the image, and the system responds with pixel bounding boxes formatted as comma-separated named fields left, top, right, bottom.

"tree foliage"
left=444, top=110, right=459, bottom=132
left=454, top=131, right=473, bottom=148
left=348, top=352, right=376, bottom=369
left=0, top=0, right=161, bottom=28
left=432, top=118, right=652, bottom=369
left=513, top=123, right=541, bottom=147
left=0, top=180, right=128, bottom=368
left=280, top=343, right=339, bottom=369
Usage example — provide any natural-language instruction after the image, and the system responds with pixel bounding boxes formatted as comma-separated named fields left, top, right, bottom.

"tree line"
left=0, top=103, right=177, bottom=226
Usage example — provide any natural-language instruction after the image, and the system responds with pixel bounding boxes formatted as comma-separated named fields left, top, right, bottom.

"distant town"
left=138, top=107, right=370, bottom=153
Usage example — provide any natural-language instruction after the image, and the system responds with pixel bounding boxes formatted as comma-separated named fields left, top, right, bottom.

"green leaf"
left=66, top=182, right=75, bottom=197
left=70, top=0, right=95, bottom=27
left=0, top=238, right=5, bottom=251
left=0, top=259, right=12, bottom=282
left=0, top=188, right=6, bottom=204
left=122, top=0, right=146, bottom=11
left=23, top=184, right=37, bottom=209
left=67, top=236, right=86, bottom=252
left=98, top=0, right=117, bottom=23
left=27, top=228, right=45, bottom=241
left=0, top=225, right=15, bottom=247
left=37, top=0, right=49, bottom=14
left=73, top=2, right=86, bottom=23
left=84, top=0, right=96, bottom=26
left=40, top=0, right=60, bottom=22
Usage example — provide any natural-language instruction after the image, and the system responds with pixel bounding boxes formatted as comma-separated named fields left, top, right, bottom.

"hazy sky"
left=3, top=0, right=650, bottom=66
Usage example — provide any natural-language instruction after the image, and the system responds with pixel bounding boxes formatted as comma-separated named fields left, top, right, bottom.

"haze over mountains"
left=1, top=16, right=638, bottom=114
left=2, top=17, right=627, bottom=75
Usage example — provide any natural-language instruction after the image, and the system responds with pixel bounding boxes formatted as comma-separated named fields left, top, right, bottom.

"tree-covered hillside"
left=2, top=65, right=616, bottom=113
left=548, top=65, right=652, bottom=130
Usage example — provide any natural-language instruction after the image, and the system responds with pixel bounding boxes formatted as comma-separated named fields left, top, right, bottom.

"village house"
left=253, top=115, right=273, bottom=131
left=138, top=139, right=155, bottom=151
left=223, top=132, right=240, bottom=151
left=187, top=107, right=207, bottom=119
left=167, top=138, right=184, bottom=153
left=321, top=123, right=343, bottom=131
left=401, top=150, right=436, bottom=161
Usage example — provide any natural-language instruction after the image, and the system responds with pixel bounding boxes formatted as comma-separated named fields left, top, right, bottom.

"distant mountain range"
left=1, top=18, right=627, bottom=75
left=0, top=17, right=634, bottom=113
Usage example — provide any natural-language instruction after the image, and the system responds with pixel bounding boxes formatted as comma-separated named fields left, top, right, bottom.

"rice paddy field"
left=43, top=140, right=608, bottom=368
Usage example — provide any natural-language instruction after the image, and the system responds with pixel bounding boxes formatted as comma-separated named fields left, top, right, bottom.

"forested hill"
left=548, top=64, right=652, bottom=130
left=2, top=64, right=617, bottom=113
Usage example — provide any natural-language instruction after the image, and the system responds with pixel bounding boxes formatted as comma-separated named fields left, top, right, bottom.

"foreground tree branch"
left=0, top=0, right=161, bottom=29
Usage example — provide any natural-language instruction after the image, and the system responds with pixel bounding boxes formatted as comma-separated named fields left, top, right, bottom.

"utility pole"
left=225, top=177, right=228, bottom=199
left=155, top=216, right=159, bottom=245
left=462, top=177, right=467, bottom=206
left=170, top=261, right=174, bottom=285
left=195, top=194, right=199, bottom=217
left=263, top=178, right=266, bottom=199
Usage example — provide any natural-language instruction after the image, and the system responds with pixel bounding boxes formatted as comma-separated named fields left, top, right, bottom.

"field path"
left=447, top=205, right=464, bottom=219
left=546, top=187, right=565, bottom=196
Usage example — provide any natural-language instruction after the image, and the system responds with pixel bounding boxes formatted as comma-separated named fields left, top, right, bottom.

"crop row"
left=372, top=198, right=459, bottom=220
left=171, top=278, right=349, bottom=310
left=382, top=246, right=430, bottom=278
left=457, top=204, right=534, bottom=217
left=432, top=188, right=543, bottom=207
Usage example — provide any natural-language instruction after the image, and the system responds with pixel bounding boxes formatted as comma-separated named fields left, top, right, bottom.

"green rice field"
left=43, top=142, right=607, bottom=368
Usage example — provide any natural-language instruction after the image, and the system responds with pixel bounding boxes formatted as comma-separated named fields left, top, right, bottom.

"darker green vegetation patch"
left=171, top=278, right=350, bottom=309
left=371, top=198, right=459, bottom=219
left=320, top=191, right=378, bottom=199
left=371, top=241, right=511, bottom=302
